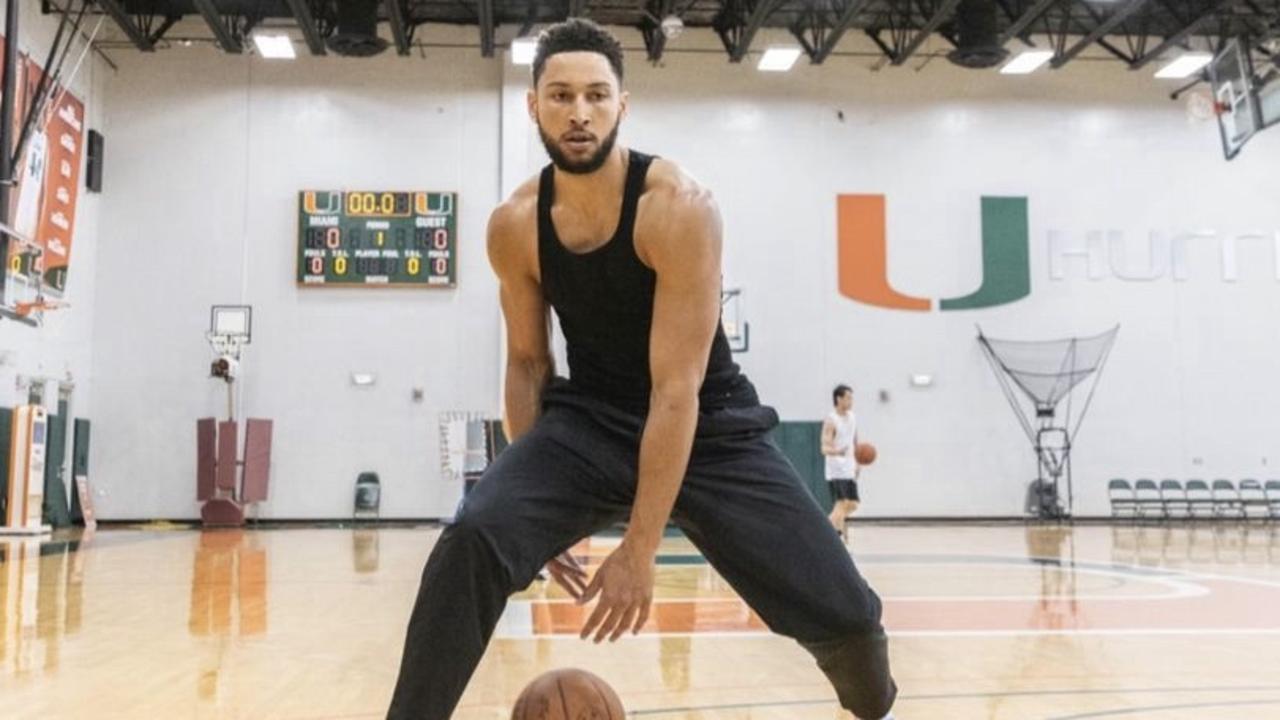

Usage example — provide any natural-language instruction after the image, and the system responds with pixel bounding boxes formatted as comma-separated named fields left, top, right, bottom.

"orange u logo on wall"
left=837, top=194, right=1032, bottom=311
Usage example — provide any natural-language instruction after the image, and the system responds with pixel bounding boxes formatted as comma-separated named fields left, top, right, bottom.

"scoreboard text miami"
left=297, top=191, right=457, bottom=287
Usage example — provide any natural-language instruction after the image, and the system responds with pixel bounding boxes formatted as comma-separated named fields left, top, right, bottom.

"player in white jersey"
left=821, top=384, right=859, bottom=537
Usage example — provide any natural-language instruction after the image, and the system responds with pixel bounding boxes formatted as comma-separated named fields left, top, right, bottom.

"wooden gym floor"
left=3, top=522, right=1279, bottom=719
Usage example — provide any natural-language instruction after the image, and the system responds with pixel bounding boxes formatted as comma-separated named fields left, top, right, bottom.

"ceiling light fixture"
left=511, top=37, right=537, bottom=65
left=758, top=46, right=802, bottom=72
left=1000, top=50, right=1054, bottom=74
left=1154, top=52, right=1213, bottom=79
left=253, top=34, right=296, bottom=59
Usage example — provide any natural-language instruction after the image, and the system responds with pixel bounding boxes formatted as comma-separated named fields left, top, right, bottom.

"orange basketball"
left=855, top=442, right=877, bottom=465
left=511, top=668, right=625, bottom=720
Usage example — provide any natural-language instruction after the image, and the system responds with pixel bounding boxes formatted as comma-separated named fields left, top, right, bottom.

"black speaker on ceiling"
left=86, top=129, right=103, bottom=193
left=947, top=0, right=1010, bottom=69
left=326, top=0, right=389, bottom=57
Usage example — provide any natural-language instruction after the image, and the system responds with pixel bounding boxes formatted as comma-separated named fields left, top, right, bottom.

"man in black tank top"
left=388, top=19, right=896, bottom=720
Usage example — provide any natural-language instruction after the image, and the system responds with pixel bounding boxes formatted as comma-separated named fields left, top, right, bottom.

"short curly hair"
left=532, top=18, right=625, bottom=87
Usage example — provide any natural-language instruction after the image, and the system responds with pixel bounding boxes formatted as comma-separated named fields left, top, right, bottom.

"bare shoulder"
left=641, top=158, right=716, bottom=215
left=486, top=176, right=540, bottom=279
left=635, top=158, right=722, bottom=266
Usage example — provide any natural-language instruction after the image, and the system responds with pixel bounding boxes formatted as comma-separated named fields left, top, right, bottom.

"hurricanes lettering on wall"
left=837, top=194, right=1280, bottom=312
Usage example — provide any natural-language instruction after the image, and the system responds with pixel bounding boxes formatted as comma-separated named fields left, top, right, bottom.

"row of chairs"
left=1108, top=478, right=1280, bottom=520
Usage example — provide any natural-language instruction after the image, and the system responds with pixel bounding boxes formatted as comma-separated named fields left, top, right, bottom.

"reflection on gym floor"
left=2, top=523, right=1280, bottom=719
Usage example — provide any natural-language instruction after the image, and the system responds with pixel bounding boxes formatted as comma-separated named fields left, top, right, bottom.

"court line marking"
left=515, top=560, right=1210, bottom=603
left=623, top=686, right=1280, bottom=717
left=494, top=625, right=1280, bottom=640
left=890, top=627, right=1280, bottom=638
left=437, top=687, right=1280, bottom=720
left=498, top=552, right=1280, bottom=638
left=974, top=552, right=1280, bottom=591
left=862, top=551, right=1280, bottom=596
left=1045, top=698, right=1280, bottom=719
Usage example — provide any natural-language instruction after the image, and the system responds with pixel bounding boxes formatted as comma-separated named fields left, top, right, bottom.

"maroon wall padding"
left=241, top=418, right=272, bottom=503
left=197, top=418, right=217, bottom=501
left=200, top=497, right=244, bottom=526
left=216, top=421, right=239, bottom=493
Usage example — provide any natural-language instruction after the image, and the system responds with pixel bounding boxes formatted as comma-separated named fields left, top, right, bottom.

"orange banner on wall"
left=1, top=33, right=86, bottom=299
left=35, top=89, right=84, bottom=295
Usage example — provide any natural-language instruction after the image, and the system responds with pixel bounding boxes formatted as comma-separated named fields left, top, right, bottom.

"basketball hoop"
left=1, top=221, right=64, bottom=327
left=15, top=297, right=68, bottom=318
left=206, top=305, right=252, bottom=361
left=205, top=305, right=252, bottom=419
left=1184, top=89, right=1219, bottom=123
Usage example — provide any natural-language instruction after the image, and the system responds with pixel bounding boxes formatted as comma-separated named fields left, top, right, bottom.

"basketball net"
left=206, top=332, right=246, bottom=360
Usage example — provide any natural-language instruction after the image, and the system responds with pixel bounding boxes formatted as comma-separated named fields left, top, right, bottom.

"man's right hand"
left=544, top=551, right=589, bottom=600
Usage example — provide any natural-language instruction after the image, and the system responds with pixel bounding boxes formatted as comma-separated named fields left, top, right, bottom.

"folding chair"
left=1184, top=479, right=1214, bottom=520
left=1263, top=480, right=1280, bottom=520
left=1159, top=479, right=1188, bottom=519
left=1211, top=479, right=1243, bottom=519
left=1108, top=479, right=1136, bottom=518
left=1239, top=479, right=1269, bottom=520
left=1134, top=479, right=1165, bottom=520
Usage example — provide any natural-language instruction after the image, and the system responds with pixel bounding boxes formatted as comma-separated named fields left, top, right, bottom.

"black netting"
left=979, top=327, right=1118, bottom=408
left=977, top=325, right=1119, bottom=518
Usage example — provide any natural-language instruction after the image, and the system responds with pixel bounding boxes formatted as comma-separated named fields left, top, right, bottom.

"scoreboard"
left=297, top=190, right=457, bottom=287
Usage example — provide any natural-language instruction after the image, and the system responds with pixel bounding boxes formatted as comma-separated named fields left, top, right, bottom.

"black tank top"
left=537, top=150, right=756, bottom=416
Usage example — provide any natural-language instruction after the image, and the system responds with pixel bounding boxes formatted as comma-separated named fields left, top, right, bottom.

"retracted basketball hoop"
left=207, top=305, right=252, bottom=418
left=0, top=219, right=70, bottom=327
left=198, top=304, right=272, bottom=527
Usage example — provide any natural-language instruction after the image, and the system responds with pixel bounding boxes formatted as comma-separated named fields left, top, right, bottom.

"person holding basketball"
left=822, top=384, right=875, bottom=537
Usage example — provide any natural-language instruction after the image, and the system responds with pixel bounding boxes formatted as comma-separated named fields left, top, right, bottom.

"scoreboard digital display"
left=297, top=190, right=457, bottom=287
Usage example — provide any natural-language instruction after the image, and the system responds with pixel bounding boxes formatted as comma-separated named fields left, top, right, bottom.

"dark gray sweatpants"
left=387, top=383, right=896, bottom=719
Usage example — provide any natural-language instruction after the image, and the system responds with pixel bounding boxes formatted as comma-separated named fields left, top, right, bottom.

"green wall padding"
left=43, top=403, right=72, bottom=528
left=486, top=417, right=833, bottom=512
left=70, top=419, right=91, bottom=524
left=770, top=421, right=832, bottom=513
left=0, top=407, right=10, bottom=519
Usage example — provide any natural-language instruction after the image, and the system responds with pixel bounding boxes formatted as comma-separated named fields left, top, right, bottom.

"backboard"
left=211, top=305, right=252, bottom=340
left=1210, top=39, right=1262, bottom=159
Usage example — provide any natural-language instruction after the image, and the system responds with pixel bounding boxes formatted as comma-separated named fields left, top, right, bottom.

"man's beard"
left=538, top=121, right=620, bottom=175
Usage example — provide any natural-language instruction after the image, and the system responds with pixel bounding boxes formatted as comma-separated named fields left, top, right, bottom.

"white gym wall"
left=90, top=35, right=501, bottom=518
left=81, top=24, right=1280, bottom=519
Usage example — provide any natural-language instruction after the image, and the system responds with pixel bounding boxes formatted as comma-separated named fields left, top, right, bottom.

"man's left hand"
left=578, top=540, right=655, bottom=643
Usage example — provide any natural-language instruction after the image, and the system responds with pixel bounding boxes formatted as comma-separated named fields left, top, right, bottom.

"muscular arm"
left=625, top=188, right=724, bottom=556
left=578, top=179, right=725, bottom=643
left=487, top=201, right=554, bottom=442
